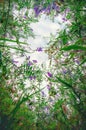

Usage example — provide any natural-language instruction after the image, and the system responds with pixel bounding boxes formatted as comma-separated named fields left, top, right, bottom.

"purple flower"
left=32, top=60, right=37, bottom=63
left=29, top=76, right=36, bottom=80
left=28, top=61, right=33, bottom=66
left=29, top=28, right=33, bottom=32
left=36, top=47, right=43, bottom=52
left=33, top=2, right=60, bottom=16
left=47, top=72, right=52, bottom=77
left=74, top=59, right=80, bottom=64
left=47, top=85, right=51, bottom=90
left=62, top=69, right=67, bottom=74
left=40, top=7, right=46, bottom=12
left=62, top=17, right=67, bottom=22
left=52, top=2, right=60, bottom=12
left=45, top=6, right=51, bottom=14
left=41, top=91, right=46, bottom=97
left=34, top=6, right=42, bottom=16
left=66, top=8, right=70, bottom=13
left=23, top=15, right=27, bottom=19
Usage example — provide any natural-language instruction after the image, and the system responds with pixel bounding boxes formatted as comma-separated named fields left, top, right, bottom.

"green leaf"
left=61, top=45, right=86, bottom=51
left=56, top=77, right=80, bottom=99
left=0, top=43, right=29, bottom=53
left=0, top=38, right=28, bottom=44
left=50, top=76, right=80, bottom=99
left=80, top=59, right=86, bottom=66
left=56, top=77, right=72, bottom=88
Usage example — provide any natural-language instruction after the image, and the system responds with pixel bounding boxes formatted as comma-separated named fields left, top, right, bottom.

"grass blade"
left=61, top=45, right=86, bottom=51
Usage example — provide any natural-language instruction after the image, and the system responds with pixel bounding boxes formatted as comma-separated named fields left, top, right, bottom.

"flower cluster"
left=34, top=2, right=60, bottom=16
left=36, top=47, right=43, bottom=52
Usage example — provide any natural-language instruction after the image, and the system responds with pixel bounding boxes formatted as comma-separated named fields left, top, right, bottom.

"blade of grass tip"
left=61, top=45, right=86, bottom=51
left=56, top=76, right=81, bottom=99
left=56, top=76, right=72, bottom=88
left=50, top=76, right=80, bottom=99
left=79, top=59, right=86, bottom=66
left=49, top=77, right=72, bottom=88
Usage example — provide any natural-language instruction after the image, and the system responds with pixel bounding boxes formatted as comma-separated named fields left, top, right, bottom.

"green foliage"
left=61, top=45, right=86, bottom=51
left=0, top=0, right=86, bottom=130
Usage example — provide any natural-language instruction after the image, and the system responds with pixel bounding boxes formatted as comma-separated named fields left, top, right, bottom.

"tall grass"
left=0, top=0, right=86, bottom=130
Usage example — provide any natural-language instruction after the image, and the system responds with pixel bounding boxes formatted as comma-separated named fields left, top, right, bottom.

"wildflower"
left=41, top=91, right=46, bottom=97
left=62, top=69, right=67, bottom=74
left=45, top=5, right=51, bottom=14
left=47, top=72, right=52, bottom=77
left=52, top=2, right=60, bottom=12
left=28, top=61, right=33, bottom=66
left=47, top=85, right=51, bottom=90
left=29, top=28, right=33, bottom=32
left=74, top=59, right=79, bottom=64
left=23, top=15, right=27, bottom=19
left=34, top=6, right=42, bottom=16
left=36, top=47, right=43, bottom=52
left=32, top=60, right=37, bottom=63
left=29, top=76, right=36, bottom=80
left=62, top=17, right=67, bottom=22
